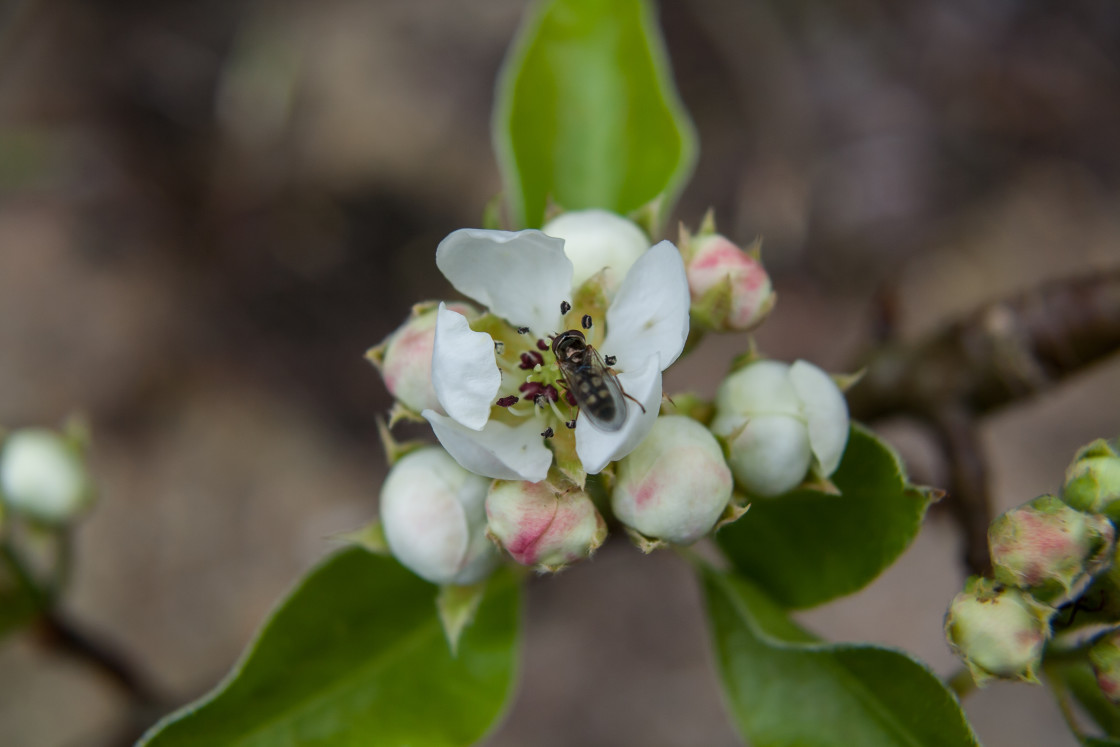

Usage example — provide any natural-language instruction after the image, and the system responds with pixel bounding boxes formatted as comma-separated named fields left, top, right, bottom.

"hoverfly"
left=551, top=327, right=634, bottom=432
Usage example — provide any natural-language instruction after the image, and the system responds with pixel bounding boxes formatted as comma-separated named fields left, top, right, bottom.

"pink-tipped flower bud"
left=542, top=209, right=649, bottom=295
left=612, top=415, right=733, bottom=545
left=0, top=427, right=93, bottom=524
left=945, top=577, right=1054, bottom=685
left=485, top=480, right=606, bottom=571
left=367, top=301, right=478, bottom=415
left=379, top=446, right=497, bottom=585
left=1090, top=631, right=1120, bottom=704
left=989, top=494, right=1115, bottom=605
left=1062, top=439, right=1120, bottom=521
left=683, top=233, right=774, bottom=332
left=711, top=359, right=849, bottom=498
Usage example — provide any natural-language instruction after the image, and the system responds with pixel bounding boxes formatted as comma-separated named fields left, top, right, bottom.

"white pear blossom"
left=422, top=222, right=690, bottom=483
left=711, top=359, right=849, bottom=497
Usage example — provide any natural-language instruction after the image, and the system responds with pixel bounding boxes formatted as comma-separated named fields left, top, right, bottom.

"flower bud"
left=485, top=479, right=606, bottom=571
left=945, top=577, right=1053, bottom=685
left=379, top=446, right=497, bottom=585
left=612, top=416, right=733, bottom=544
left=542, top=209, right=649, bottom=294
left=1062, top=439, right=1120, bottom=520
left=367, top=302, right=477, bottom=415
left=1090, top=631, right=1120, bottom=704
left=711, top=359, right=849, bottom=497
left=0, top=428, right=92, bottom=524
left=989, top=494, right=1115, bottom=605
left=683, top=233, right=774, bottom=332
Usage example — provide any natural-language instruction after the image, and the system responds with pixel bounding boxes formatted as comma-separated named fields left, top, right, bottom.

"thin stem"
left=1045, top=669, right=1086, bottom=741
left=945, top=667, right=977, bottom=700
left=37, top=611, right=165, bottom=707
left=1, top=541, right=48, bottom=607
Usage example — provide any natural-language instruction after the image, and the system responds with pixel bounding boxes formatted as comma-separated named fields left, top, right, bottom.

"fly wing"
left=570, top=345, right=627, bottom=432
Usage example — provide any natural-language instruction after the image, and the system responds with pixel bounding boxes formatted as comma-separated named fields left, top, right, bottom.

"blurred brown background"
left=1, top=0, right=1119, bottom=745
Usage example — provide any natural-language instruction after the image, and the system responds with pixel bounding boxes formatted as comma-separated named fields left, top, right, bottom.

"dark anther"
left=494, top=341, right=505, bottom=354
left=564, top=390, right=577, bottom=406
left=496, top=395, right=519, bottom=407
left=519, top=351, right=544, bottom=370
left=581, top=314, right=593, bottom=329
left=543, top=384, right=560, bottom=402
left=560, top=300, right=571, bottom=315
left=517, top=326, right=530, bottom=334
left=565, top=419, right=576, bottom=429
left=519, top=381, right=545, bottom=398
left=541, top=427, right=555, bottom=439
left=536, top=338, right=549, bottom=352
left=605, top=355, right=616, bottom=367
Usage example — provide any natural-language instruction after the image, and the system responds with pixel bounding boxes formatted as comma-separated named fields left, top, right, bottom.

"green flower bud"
left=1090, top=630, right=1120, bottom=704
left=1062, top=439, right=1120, bottom=520
left=485, top=479, right=606, bottom=572
left=612, top=416, right=733, bottom=545
left=0, top=428, right=93, bottom=524
left=945, top=577, right=1053, bottom=685
left=989, top=494, right=1115, bottom=605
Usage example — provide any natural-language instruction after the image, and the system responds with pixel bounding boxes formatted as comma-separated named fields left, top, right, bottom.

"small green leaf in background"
left=140, top=548, right=522, bottom=747
left=717, top=424, right=935, bottom=609
left=701, top=566, right=980, bottom=747
left=493, top=0, right=697, bottom=229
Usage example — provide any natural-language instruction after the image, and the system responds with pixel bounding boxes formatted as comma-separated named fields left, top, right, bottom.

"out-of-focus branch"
left=849, top=269, right=1120, bottom=422
left=848, top=269, right=1120, bottom=573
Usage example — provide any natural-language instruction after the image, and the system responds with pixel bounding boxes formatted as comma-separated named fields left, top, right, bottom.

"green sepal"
left=437, top=580, right=487, bottom=656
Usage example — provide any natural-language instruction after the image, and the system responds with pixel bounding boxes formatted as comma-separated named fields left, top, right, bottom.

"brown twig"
left=848, top=269, right=1120, bottom=574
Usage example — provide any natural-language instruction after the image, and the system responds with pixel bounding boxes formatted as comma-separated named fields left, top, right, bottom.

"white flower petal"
left=436, top=228, right=572, bottom=335
left=713, top=360, right=801, bottom=420
left=542, top=209, right=649, bottom=292
left=601, top=241, right=690, bottom=372
left=424, top=410, right=552, bottom=482
left=431, top=304, right=501, bottom=430
left=790, top=360, right=850, bottom=476
left=725, top=414, right=812, bottom=498
left=575, top=354, right=662, bottom=474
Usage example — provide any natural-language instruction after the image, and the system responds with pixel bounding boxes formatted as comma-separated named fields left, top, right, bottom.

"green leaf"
left=701, top=565, right=980, bottom=747
left=493, top=0, right=697, bottom=228
left=717, top=424, right=934, bottom=609
left=140, top=548, right=522, bottom=747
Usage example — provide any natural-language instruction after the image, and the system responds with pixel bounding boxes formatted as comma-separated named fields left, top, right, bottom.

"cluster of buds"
left=945, top=437, right=1120, bottom=689
left=367, top=209, right=851, bottom=585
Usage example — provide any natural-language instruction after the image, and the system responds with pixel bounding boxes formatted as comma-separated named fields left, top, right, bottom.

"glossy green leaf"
left=701, top=565, right=980, bottom=747
left=494, top=0, right=697, bottom=228
left=140, top=548, right=522, bottom=747
left=717, top=424, right=934, bottom=609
